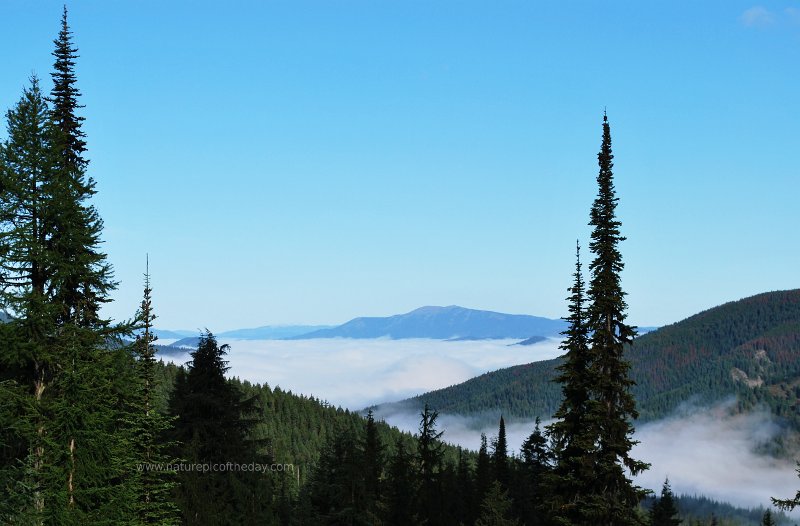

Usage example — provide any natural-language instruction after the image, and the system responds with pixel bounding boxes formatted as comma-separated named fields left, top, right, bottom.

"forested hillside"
left=394, top=290, right=800, bottom=433
left=151, top=358, right=462, bottom=484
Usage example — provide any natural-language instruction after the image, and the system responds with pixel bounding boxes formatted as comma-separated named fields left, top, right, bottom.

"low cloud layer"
left=377, top=402, right=799, bottom=514
left=633, top=404, right=798, bottom=511
left=161, top=337, right=799, bottom=513
left=161, top=336, right=563, bottom=409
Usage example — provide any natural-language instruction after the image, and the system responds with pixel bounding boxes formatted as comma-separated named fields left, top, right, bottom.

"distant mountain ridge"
left=153, top=325, right=332, bottom=343
left=290, top=305, right=567, bottom=340
left=382, top=290, right=800, bottom=442
left=152, top=329, right=197, bottom=340
left=220, top=325, right=331, bottom=339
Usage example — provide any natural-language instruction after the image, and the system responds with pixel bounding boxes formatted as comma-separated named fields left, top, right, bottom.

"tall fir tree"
left=46, top=9, right=133, bottom=520
left=168, top=332, right=275, bottom=525
left=455, top=447, right=475, bottom=525
left=546, top=241, right=596, bottom=525
left=650, top=478, right=682, bottom=526
left=583, top=112, right=649, bottom=525
left=475, top=433, right=492, bottom=508
left=0, top=75, right=54, bottom=510
left=417, top=403, right=444, bottom=525
left=760, top=509, right=776, bottom=526
left=384, top=437, right=420, bottom=525
left=0, top=24, right=131, bottom=518
left=518, top=417, right=551, bottom=526
left=0, top=76, right=57, bottom=315
left=493, top=416, right=510, bottom=488
left=48, top=5, right=114, bottom=327
left=50, top=5, right=87, bottom=172
left=0, top=80, right=59, bottom=470
left=126, top=261, right=179, bottom=524
left=361, top=409, right=384, bottom=523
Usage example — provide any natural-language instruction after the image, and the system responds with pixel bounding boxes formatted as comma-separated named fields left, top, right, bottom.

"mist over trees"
left=0, top=8, right=796, bottom=526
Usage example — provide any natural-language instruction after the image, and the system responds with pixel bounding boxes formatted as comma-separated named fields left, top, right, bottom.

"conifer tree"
left=45, top=10, right=131, bottom=518
left=650, top=478, right=681, bottom=526
left=417, top=403, right=444, bottom=524
left=476, top=481, right=521, bottom=526
left=361, top=409, right=384, bottom=521
left=168, top=332, right=274, bottom=524
left=455, top=447, right=475, bottom=525
left=476, top=433, right=492, bottom=506
left=0, top=83, right=59, bottom=510
left=519, top=417, right=551, bottom=526
left=305, top=423, right=366, bottom=524
left=493, top=416, right=510, bottom=488
left=48, top=5, right=115, bottom=327
left=583, top=112, right=649, bottom=525
left=384, top=437, right=420, bottom=525
left=0, top=76, right=56, bottom=314
left=50, top=5, right=87, bottom=172
left=0, top=55, right=129, bottom=524
left=760, top=509, right=776, bottom=526
left=546, top=241, right=596, bottom=525
left=127, top=262, right=179, bottom=524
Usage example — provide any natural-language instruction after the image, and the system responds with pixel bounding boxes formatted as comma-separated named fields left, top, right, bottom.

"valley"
left=148, top=291, right=800, bottom=519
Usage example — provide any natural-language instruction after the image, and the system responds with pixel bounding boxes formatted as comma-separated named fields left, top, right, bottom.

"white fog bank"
left=161, top=336, right=563, bottom=409
left=159, top=337, right=800, bottom=514
left=633, top=406, right=799, bottom=512
left=376, top=403, right=800, bottom=514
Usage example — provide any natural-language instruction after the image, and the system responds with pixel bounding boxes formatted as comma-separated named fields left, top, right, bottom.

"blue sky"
left=1, top=1, right=798, bottom=330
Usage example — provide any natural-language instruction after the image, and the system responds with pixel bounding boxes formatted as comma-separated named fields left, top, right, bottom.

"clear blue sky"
left=1, top=1, right=798, bottom=330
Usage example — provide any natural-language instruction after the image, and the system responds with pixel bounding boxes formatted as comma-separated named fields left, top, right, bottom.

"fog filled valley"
left=158, top=337, right=565, bottom=409
left=158, top=335, right=800, bottom=519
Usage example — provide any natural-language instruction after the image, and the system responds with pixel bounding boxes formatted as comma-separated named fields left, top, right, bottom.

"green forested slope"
left=393, top=290, right=800, bottom=430
left=152, top=360, right=465, bottom=485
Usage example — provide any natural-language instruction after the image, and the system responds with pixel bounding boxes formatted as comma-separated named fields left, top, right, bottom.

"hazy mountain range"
left=156, top=306, right=569, bottom=345
left=153, top=325, right=332, bottom=346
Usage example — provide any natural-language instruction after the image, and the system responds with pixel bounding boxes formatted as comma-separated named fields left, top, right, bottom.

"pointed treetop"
left=51, top=3, right=87, bottom=170
left=604, top=107, right=607, bottom=122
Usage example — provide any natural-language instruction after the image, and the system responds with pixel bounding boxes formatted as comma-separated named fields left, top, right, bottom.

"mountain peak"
left=407, top=305, right=463, bottom=315
left=291, top=306, right=566, bottom=340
